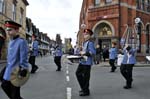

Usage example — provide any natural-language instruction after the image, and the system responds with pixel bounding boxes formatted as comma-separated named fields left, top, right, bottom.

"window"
left=105, top=0, right=112, bottom=4
left=136, top=0, right=150, bottom=12
left=99, top=23, right=112, bottom=36
left=147, top=0, right=150, bottom=12
left=94, top=0, right=100, bottom=6
left=20, top=8, right=24, bottom=25
left=136, top=0, right=140, bottom=9
left=2, top=1, right=6, bottom=14
left=0, top=0, right=3, bottom=12
left=0, top=0, right=5, bottom=13
left=141, top=0, right=145, bottom=10
left=12, top=3, right=16, bottom=21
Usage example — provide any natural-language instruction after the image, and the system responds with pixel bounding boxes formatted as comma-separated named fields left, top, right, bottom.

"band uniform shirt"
left=30, top=40, right=39, bottom=56
left=3, top=37, right=29, bottom=80
left=121, top=48, right=136, bottom=64
left=79, top=40, right=96, bottom=66
left=109, top=47, right=118, bottom=60
left=54, top=46, right=63, bottom=57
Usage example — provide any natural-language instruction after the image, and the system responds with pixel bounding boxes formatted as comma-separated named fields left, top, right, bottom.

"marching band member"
left=120, top=45, right=137, bottom=89
left=109, top=42, right=118, bottom=72
left=75, top=29, right=96, bottom=96
left=1, top=20, right=29, bottom=99
left=29, top=35, right=39, bottom=73
left=54, top=44, right=63, bottom=71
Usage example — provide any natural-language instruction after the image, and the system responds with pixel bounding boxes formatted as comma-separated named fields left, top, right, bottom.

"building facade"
left=0, top=0, right=29, bottom=59
left=26, top=17, right=51, bottom=56
left=78, top=0, right=150, bottom=61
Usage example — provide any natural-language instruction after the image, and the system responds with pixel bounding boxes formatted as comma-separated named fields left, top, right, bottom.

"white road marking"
left=67, top=87, right=72, bottom=99
left=66, top=76, right=70, bottom=82
left=66, top=70, right=69, bottom=74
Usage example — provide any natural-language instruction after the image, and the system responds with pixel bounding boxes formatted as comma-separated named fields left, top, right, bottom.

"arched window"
left=99, top=23, right=112, bottom=37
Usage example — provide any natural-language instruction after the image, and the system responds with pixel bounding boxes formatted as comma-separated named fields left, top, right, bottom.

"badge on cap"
left=4, top=20, right=21, bottom=29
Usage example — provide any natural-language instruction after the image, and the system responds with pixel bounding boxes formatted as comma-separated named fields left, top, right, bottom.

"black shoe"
left=79, top=92, right=90, bottom=96
left=79, top=90, right=83, bottom=94
left=110, top=70, right=115, bottom=72
left=31, top=66, right=39, bottom=73
left=110, top=67, right=117, bottom=72
left=56, top=69, right=61, bottom=71
left=123, top=85, right=132, bottom=89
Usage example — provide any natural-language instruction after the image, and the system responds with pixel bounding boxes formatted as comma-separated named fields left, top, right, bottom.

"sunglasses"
left=5, top=28, right=13, bottom=31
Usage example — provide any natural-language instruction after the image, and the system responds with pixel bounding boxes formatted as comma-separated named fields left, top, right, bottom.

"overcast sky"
left=26, top=0, right=83, bottom=45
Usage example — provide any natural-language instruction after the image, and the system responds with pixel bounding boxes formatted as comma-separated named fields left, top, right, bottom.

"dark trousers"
left=54, top=56, right=61, bottom=70
left=1, top=80, right=22, bottom=99
left=109, top=59, right=116, bottom=71
left=120, top=64, right=134, bottom=87
left=76, top=64, right=91, bottom=93
left=29, top=56, right=38, bottom=72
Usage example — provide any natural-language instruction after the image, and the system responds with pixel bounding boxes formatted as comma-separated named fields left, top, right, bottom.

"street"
left=0, top=55, right=150, bottom=99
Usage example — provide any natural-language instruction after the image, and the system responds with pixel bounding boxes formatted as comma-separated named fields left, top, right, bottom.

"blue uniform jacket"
left=121, top=48, right=137, bottom=64
left=54, top=46, right=63, bottom=57
left=109, top=47, right=118, bottom=59
left=30, top=40, right=39, bottom=56
left=4, top=37, right=29, bottom=80
left=80, top=40, right=96, bottom=66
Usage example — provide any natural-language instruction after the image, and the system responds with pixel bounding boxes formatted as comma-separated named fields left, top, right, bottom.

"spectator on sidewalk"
left=102, top=45, right=109, bottom=62
left=74, top=45, right=80, bottom=55
left=94, top=44, right=101, bottom=64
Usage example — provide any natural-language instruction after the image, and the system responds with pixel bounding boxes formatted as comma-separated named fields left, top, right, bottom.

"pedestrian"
left=74, top=45, right=80, bottom=55
left=1, top=20, right=29, bottom=99
left=102, top=45, right=109, bottom=62
left=75, top=29, right=96, bottom=96
left=95, top=44, right=101, bottom=64
left=29, top=35, right=39, bottom=73
left=109, top=42, right=118, bottom=72
left=54, top=44, right=63, bottom=71
left=120, top=45, right=137, bottom=89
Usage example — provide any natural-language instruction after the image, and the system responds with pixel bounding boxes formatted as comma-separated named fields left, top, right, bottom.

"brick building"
left=0, top=0, right=29, bottom=59
left=78, top=0, right=150, bottom=61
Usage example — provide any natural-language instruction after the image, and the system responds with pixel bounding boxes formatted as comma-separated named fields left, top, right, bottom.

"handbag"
left=0, top=66, right=6, bottom=81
